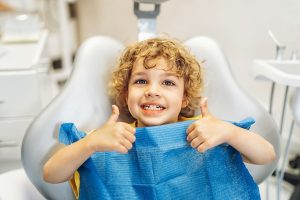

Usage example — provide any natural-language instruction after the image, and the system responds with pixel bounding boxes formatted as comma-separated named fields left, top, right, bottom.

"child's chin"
left=138, top=119, right=166, bottom=127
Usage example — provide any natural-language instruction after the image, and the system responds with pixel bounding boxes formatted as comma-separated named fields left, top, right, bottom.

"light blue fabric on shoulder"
left=59, top=117, right=260, bottom=200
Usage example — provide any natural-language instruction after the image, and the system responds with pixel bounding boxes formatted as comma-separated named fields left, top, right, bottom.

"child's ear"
left=181, top=96, right=189, bottom=108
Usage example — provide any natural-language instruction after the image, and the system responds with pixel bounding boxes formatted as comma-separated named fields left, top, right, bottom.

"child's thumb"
left=199, top=97, right=209, bottom=117
left=107, top=105, right=119, bottom=124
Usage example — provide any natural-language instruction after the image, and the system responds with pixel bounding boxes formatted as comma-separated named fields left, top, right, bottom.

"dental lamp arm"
left=133, top=0, right=169, bottom=41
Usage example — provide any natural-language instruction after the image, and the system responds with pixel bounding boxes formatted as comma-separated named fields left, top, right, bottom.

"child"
left=43, top=38, right=276, bottom=197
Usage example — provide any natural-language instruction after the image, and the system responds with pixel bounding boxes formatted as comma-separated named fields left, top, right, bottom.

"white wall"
left=76, top=0, right=300, bottom=144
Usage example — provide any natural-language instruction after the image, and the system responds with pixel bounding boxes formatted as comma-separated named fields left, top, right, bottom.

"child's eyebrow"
left=130, top=72, right=146, bottom=77
left=163, top=72, right=180, bottom=77
left=131, top=71, right=180, bottom=78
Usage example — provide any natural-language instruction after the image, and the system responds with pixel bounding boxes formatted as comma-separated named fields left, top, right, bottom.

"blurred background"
left=0, top=0, right=300, bottom=199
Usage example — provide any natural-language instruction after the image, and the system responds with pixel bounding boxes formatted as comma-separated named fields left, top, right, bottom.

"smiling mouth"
left=141, top=104, right=166, bottom=111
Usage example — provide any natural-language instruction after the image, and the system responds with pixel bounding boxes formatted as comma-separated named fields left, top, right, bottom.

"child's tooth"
left=143, top=104, right=163, bottom=110
left=150, top=105, right=155, bottom=109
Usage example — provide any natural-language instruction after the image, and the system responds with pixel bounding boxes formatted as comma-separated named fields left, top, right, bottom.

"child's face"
left=126, top=57, right=188, bottom=127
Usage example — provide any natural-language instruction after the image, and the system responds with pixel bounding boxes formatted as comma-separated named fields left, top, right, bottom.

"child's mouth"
left=141, top=104, right=166, bottom=111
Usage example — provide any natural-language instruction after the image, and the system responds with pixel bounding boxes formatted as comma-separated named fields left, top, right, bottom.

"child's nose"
left=145, top=84, right=160, bottom=97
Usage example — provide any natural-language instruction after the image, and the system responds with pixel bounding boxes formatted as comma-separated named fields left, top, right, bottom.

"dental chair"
left=19, top=35, right=279, bottom=199
left=6, top=1, right=279, bottom=199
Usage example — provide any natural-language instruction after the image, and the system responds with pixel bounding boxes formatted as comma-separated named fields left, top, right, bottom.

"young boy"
left=43, top=38, right=276, bottom=196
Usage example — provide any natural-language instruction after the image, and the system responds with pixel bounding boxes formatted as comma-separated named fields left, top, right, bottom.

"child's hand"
left=186, top=98, right=234, bottom=153
left=86, top=105, right=136, bottom=154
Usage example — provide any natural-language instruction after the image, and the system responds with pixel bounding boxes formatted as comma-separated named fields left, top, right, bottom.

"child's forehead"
left=133, top=57, right=182, bottom=75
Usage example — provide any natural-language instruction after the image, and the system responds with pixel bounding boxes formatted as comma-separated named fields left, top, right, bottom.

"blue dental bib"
left=59, top=118, right=260, bottom=200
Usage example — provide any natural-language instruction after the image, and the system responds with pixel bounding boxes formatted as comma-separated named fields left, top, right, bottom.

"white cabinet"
left=0, top=71, right=41, bottom=117
left=0, top=31, right=58, bottom=172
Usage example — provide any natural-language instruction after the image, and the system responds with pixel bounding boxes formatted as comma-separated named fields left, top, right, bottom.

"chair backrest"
left=22, top=36, right=124, bottom=199
left=22, top=36, right=280, bottom=199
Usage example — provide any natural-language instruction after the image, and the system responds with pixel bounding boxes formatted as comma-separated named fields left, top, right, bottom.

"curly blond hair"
left=109, top=37, right=204, bottom=119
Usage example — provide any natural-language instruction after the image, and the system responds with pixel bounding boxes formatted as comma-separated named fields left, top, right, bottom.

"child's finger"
left=122, top=123, right=136, bottom=134
left=197, top=142, right=210, bottom=153
left=199, top=97, right=209, bottom=117
left=120, top=139, right=133, bottom=150
left=186, top=122, right=196, bottom=134
left=107, top=105, right=120, bottom=124
left=123, top=131, right=136, bottom=143
left=186, top=130, right=199, bottom=142
left=197, top=138, right=218, bottom=153
left=190, top=137, right=204, bottom=148
left=116, top=145, right=129, bottom=154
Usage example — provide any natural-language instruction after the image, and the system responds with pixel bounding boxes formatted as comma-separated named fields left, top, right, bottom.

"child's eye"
left=134, top=79, right=147, bottom=84
left=162, top=80, right=175, bottom=86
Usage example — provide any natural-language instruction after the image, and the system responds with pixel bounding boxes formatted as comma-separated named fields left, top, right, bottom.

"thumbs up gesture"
left=186, top=98, right=234, bottom=153
left=86, top=105, right=136, bottom=154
